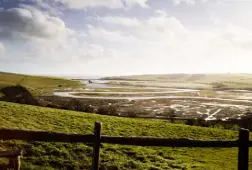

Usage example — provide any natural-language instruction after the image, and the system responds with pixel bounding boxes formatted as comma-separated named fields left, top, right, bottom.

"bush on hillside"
left=97, top=105, right=118, bottom=116
left=184, top=118, right=216, bottom=127
left=185, top=119, right=202, bottom=126
left=211, top=82, right=226, bottom=89
left=123, top=107, right=149, bottom=118
left=64, top=99, right=96, bottom=113
left=163, top=108, right=176, bottom=123
left=0, top=85, right=40, bottom=106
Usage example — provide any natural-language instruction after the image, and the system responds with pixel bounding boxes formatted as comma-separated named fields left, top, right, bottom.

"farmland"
left=2, top=73, right=252, bottom=169
left=0, top=101, right=251, bottom=169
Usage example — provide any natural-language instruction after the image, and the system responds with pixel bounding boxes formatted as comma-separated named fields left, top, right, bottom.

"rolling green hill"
left=0, top=72, right=83, bottom=95
left=0, top=101, right=251, bottom=169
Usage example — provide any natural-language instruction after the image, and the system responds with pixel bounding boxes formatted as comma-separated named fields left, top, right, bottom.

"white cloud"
left=97, top=12, right=189, bottom=42
left=32, top=0, right=148, bottom=9
left=98, top=12, right=252, bottom=48
left=0, top=5, right=115, bottom=75
left=173, top=0, right=196, bottom=5
left=0, top=43, right=5, bottom=54
left=97, top=16, right=141, bottom=27
left=2, top=2, right=252, bottom=75
left=87, top=25, right=140, bottom=43
left=84, top=12, right=252, bottom=74
left=19, top=2, right=63, bottom=16
left=172, top=0, right=210, bottom=5
left=222, top=24, right=252, bottom=47
left=0, top=7, right=67, bottom=40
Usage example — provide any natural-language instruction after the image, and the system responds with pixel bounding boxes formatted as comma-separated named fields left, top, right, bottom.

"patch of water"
left=196, top=111, right=203, bottom=115
left=53, top=92, right=252, bottom=104
left=205, top=109, right=222, bottom=121
left=202, top=103, right=251, bottom=109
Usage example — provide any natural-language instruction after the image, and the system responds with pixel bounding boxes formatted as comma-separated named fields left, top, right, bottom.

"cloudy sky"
left=0, top=0, right=252, bottom=76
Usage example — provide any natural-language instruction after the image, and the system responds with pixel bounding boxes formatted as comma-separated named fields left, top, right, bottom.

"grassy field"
left=0, top=101, right=251, bottom=169
left=0, top=72, right=83, bottom=95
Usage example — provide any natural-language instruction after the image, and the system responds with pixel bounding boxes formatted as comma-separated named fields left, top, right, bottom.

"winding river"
left=53, top=91, right=252, bottom=103
left=53, top=80, right=252, bottom=104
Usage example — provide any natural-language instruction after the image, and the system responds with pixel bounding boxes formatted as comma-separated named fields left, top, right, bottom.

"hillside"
left=104, top=73, right=252, bottom=90
left=104, top=73, right=252, bottom=82
left=0, top=101, right=251, bottom=169
left=0, top=72, right=83, bottom=95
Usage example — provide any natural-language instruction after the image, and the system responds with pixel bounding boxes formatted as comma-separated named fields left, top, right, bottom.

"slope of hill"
left=0, top=101, right=251, bottom=169
left=104, top=73, right=252, bottom=90
left=104, top=73, right=252, bottom=82
left=0, top=72, right=83, bottom=95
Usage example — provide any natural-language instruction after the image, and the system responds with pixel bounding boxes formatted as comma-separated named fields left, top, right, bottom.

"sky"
left=0, top=0, right=252, bottom=76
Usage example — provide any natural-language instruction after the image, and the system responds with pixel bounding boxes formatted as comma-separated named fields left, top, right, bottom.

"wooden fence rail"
left=0, top=122, right=250, bottom=170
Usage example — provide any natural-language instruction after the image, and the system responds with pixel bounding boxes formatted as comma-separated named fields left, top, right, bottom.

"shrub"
left=199, top=120, right=211, bottom=127
left=64, top=99, right=95, bottom=113
left=163, top=108, right=176, bottom=117
left=185, top=119, right=203, bottom=126
left=123, top=107, right=148, bottom=118
left=185, top=119, right=197, bottom=126
left=97, top=105, right=118, bottom=116
left=185, top=118, right=211, bottom=127
left=0, top=85, right=40, bottom=106
left=163, top=108, right=176, bottom=123
left=211, top=82, right=226, bottom=89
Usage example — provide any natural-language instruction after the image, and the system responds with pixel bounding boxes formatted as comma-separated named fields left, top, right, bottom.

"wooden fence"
left=0, top=122, right=251, bottom=170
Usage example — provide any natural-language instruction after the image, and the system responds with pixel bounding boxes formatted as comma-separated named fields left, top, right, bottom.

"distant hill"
left=103, top=73, right=252, bottom=90
left=103, top=73, right=252, bottom=82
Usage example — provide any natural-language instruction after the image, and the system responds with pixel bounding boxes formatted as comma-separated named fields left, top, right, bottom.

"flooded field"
left=54, top=79, right=252, bottom=120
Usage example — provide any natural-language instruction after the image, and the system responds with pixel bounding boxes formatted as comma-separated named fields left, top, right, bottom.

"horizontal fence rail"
left=0, top=122, right=250, bottom=170
left=101, top=136, right=240, bottom=147
left=0, top=129, right=94, bottom=143
left=0, top=129, right=243, bottom=147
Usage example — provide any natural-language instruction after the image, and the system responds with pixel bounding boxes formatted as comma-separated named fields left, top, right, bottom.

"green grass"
left=0, top=72, right=84, bottom=95
left=0, top=101, right=252, bottom=169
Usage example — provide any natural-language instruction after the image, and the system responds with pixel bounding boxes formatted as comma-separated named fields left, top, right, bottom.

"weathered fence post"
left=238, top=128, right=249, bottom=170
left=92, top=122, right=102, bottom=170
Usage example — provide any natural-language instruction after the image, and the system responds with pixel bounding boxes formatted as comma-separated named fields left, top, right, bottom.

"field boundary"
left=0, top=122, right=250, bottom=170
